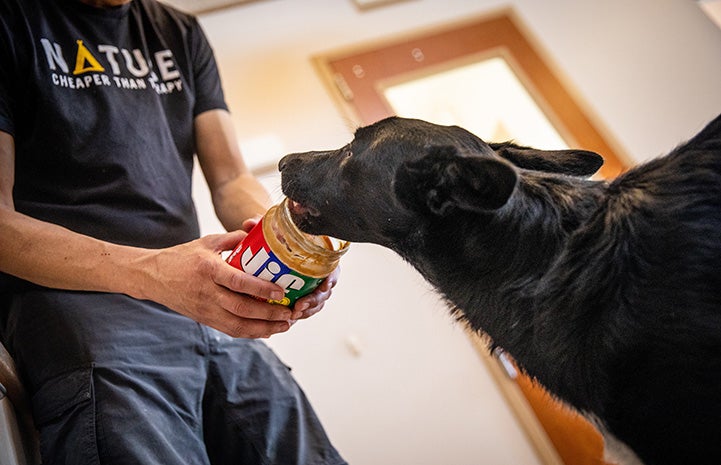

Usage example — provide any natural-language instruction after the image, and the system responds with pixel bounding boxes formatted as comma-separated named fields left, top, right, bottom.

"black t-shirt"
left=0, top=0, right=228, bottom=250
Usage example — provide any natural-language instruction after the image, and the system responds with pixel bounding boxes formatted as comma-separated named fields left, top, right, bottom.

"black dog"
left=279, top=115, right=721, bottom=465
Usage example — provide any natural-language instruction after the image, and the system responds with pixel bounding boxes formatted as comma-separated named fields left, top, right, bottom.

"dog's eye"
left=339, top=145, right=354, bottom=166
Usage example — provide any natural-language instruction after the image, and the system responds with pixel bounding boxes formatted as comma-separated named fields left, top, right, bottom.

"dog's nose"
left=278, top=154, right=295, bottom=172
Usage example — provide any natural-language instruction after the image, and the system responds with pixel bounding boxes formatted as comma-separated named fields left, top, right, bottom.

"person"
left=0, top=0, right=346, bottom=464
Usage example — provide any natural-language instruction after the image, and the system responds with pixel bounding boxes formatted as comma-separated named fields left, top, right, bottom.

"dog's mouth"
left=287, top=199, right=320, bottom=218
left=286, top=198, right=322, bottom=231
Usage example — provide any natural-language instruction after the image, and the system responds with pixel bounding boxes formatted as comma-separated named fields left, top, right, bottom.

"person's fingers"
left=241, top=216, right=263, bottom=232
left=205, top=230, right=247, bottom=253
left=293, top=279, right=333, bottom=319
left=210, top=312, right=292, bottom=339
left=215, top=287, right=293, bottom=321
left=214, top=259, right=285, bottom=302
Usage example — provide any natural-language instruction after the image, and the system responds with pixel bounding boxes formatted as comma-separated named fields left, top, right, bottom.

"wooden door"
left=314, top=8, right=627, bottom=465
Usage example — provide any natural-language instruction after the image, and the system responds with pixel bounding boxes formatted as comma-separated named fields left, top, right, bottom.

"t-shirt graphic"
left=40, top=37, right=184, bottom=95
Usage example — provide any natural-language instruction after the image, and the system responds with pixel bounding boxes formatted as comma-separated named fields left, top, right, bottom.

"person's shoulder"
left=0, top=0, right=33, bottom=21
left=134, top=0, right=199, bottom=28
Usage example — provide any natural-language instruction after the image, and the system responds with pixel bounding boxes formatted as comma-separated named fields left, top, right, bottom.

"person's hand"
left=137, top=229, right=297, bottom=338
left=291, top=265, right=340, bottom=321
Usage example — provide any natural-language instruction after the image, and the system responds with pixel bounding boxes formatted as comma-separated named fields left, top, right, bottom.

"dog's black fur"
left=279, top=115, right=721, bottom=465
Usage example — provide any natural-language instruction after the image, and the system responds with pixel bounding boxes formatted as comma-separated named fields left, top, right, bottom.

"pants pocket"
left=32, top=365, right=100, bottom=465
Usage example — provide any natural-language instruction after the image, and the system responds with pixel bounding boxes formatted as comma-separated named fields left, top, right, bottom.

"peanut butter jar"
left=226, top=198, right=349, bottom=306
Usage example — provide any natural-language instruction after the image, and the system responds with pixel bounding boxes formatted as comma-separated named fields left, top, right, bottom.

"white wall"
left=190, top=1, right=721, bottom=464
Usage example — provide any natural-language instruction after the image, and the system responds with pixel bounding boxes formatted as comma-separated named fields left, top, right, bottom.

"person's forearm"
left=211, top=172, right=271, bottom=232
left=0, top=206, right=151, bottom=298
left=0, top=206, right=298, bottom=337
left=193, top=109, right=272, bottom=232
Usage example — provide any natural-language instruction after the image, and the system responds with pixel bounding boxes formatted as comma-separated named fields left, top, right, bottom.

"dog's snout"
left=279, top=152, right=315, bottom=173
left=278, top=154, right=295, bottom=172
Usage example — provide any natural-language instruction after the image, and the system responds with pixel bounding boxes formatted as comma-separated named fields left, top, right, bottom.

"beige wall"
left=190, top=1, right=721, bottom=464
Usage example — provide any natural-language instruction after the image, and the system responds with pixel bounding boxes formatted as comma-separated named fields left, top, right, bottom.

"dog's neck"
left=397, top=173, right=608, bottom=410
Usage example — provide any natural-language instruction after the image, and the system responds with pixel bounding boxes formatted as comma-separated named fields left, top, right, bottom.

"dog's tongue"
left=288, top=199, right=320, bottom=217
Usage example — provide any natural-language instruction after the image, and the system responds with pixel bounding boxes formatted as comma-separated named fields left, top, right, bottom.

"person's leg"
left=2, top=290, right=211, bottom=465
left=202, top=331, right=346, bottom=465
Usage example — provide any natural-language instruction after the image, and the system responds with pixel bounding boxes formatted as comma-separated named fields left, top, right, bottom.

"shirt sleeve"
left=0, top=5, right=18, bottom=135
left=188, top=18, right=228, bottom=116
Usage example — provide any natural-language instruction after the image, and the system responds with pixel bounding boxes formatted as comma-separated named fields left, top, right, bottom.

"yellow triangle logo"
left=73, top=40, right=105, bottom=75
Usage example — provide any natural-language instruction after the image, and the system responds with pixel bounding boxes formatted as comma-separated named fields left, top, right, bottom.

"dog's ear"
left=490, top=142, right=603, bottom=177
left=394, top=145, right=518, bottom=216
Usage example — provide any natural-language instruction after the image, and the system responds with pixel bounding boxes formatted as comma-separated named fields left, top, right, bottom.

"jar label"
left=226, top=218, right=323, bottom=306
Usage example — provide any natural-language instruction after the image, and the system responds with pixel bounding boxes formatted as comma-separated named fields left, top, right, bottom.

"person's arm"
left=194, top=109, right=340, bottom=318
left=194, top=109, right=270, bottom=228
left=0, top=130, right=295, bottom=338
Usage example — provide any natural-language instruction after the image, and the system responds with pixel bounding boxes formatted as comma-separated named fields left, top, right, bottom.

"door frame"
left=312, top=7, right=628, bottom=178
